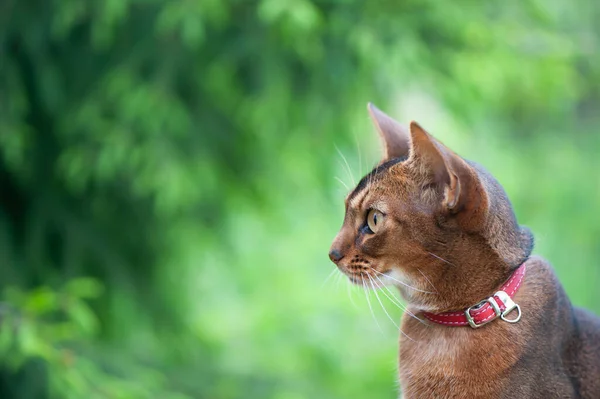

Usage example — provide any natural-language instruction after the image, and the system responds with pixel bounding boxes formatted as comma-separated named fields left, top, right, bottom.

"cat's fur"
left=329, top=104, right=600, bottom=399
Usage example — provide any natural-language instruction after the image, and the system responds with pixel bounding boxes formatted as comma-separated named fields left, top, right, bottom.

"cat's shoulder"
left=523, top=255, right=561, bottom=284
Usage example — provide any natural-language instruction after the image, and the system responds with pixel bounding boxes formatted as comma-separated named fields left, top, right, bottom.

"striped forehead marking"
left=346, top=156, right=407, bottom=208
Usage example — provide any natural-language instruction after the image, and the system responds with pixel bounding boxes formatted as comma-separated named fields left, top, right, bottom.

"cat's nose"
left=329, top=249, right=344, bottom=263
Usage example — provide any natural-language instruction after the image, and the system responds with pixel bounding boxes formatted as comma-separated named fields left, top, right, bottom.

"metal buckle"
left=495, top=290, right=522, bottom=323
left=464, top=297, right=501, bottom=328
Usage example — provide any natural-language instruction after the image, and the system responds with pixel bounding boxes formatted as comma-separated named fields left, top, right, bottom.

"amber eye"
left=366, top=209, right=384, bottom=233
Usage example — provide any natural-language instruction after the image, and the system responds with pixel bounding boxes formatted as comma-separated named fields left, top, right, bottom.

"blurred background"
left=1, top=1, right=599, bottom=398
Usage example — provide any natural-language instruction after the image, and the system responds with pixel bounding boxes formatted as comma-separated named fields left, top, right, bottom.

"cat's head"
left=329, top=104, right=533, bottom=312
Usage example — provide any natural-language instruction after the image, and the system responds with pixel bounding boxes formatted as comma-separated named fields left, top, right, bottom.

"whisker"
left=373, top=274, right=427, bottom=326
left=368, top=275, right=399, bottom=329
left=427, top=251, right=456, bottom=267
left=372, top=274, right=410, bottom=310
left=321, top=267, right=339, bottom=289
left=372, top=269, right=434, bottom=294
left=399, top=327, right=416, bottom=342
left=361, top=277, right=383, bottom=333
left=369, top=275, right=416, bottom=342
left=346, top=278, right=359, bottom=309
left=332, top=270, right=344, bottom=293
left=335, top=146, right=356, bottom=187
left=353, top=132, right=363, bottom=178
left=373, top=278, right=406, bottom=311
left=337, top=270, right=346, bottom=289
left=334, top=176, right=350, bottom=192
left=367, top=162, right=374, bottom=189
left=417, top=268, right=439, bottom=294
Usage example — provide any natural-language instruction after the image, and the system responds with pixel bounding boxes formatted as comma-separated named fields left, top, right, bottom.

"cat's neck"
left=407, top=163, right=534, bottom=313
left=470, top=161, right=534, bottom=268
left=405, top=235, right=523, bottom=313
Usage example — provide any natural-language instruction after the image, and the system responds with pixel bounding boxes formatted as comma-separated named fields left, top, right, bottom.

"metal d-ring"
left=494, top=290, right=522, bottom=324
left=500, top=304, right=522, bottom=323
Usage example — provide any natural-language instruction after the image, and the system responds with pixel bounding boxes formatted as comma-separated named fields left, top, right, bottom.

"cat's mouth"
left=347, top=274, right=363, bottom=285
left=344, top=271, right=386, bottom=289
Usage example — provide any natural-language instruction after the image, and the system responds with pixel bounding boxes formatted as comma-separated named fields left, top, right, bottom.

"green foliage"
left=0, top=280, right=190, bottom=399
left=1, top=0, right=599, bottom=398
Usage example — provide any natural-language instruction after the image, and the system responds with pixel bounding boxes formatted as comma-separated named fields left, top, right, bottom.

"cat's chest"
left=397, top=324, right=514, bottom=399
left=399, top=332, right=464, bottom=381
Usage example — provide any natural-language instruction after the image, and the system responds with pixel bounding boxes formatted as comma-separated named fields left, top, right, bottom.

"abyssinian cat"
left=329, top=104, right=600, bottom=398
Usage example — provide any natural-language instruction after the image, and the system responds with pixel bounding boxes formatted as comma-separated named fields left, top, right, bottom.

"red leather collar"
left=422, top=263, right=526, bottom=328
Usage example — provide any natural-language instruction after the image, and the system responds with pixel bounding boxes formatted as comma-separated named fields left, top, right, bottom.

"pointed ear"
left=408, top=121, right=465, bottom=213
left=367, top=103, right=410, bottom=161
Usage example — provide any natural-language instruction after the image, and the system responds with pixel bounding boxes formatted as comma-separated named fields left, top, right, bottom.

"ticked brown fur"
left=329, top=104, right=600, bottom=398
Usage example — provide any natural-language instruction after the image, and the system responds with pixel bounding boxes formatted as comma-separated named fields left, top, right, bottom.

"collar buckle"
left=464, top=296, right=501, bottom=329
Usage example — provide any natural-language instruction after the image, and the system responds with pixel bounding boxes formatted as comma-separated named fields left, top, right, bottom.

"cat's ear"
left=367, top=103, right=410, bottom=161
left=408, top=121, right=466, bottom=213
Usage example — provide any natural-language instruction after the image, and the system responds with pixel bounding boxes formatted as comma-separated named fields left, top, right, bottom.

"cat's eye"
left=366, top=209, right=384, bottom=234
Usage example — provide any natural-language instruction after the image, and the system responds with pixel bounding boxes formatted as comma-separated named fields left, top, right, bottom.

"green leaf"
left=65, top=278, right=104, bottom=300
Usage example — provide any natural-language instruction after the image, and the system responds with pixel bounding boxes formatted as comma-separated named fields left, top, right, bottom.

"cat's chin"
left=342, top=269, right=435, bottom=310
left=343, top=273, right=385, bottom=288
left=347, top=275, right=363, bottom=286
left=346, top=274, right=369, bottom=287
left=378, top=268, right=424, bottom=302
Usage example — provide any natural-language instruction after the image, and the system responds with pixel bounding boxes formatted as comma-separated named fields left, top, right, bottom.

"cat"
left=328, top=103, right=600, bottom=399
